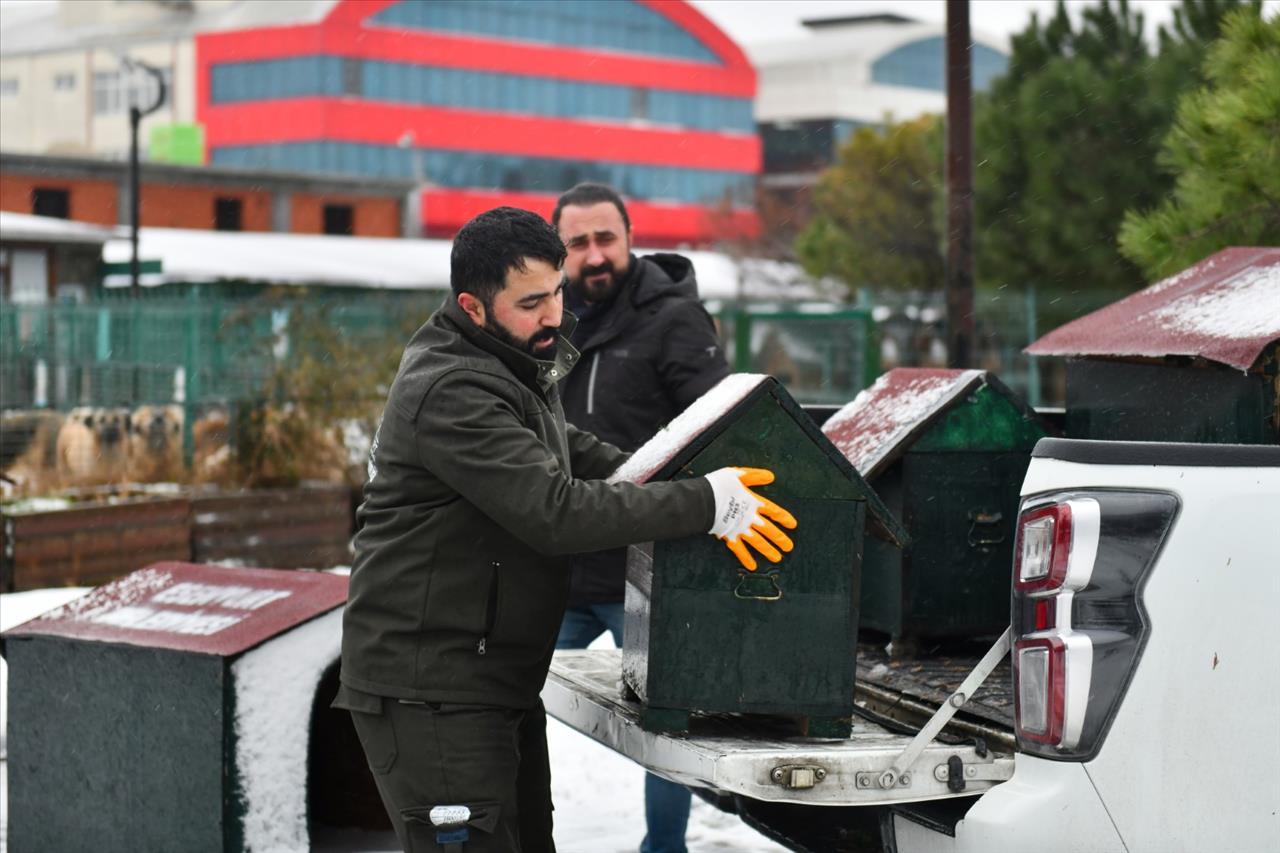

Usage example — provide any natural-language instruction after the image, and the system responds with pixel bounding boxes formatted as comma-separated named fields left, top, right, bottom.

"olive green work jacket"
left=340, top=298, right=713, bottom=708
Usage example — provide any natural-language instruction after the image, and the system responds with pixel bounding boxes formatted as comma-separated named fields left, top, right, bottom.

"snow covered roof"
left=101, top=225, right=823, bottom=300
left=610, top=373, right=768, bottom=485
left=610, top=372, right=908, bottom=546
left=3, top=562, right=348, bottom=657
left=822, top=368, right=987, bottom=480
left=103, top=227, right=455, bottom=290
left=1025, top=247, right=1280, bottom=373
left=0, top=211, right=121, bottom=246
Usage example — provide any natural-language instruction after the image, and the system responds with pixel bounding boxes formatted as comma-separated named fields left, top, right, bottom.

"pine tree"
left=1119, top=10, right=1280, bottom=278
left=973, top=0, right=1261, bottom=296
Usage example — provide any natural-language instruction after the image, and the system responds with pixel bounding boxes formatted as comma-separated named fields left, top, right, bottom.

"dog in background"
left=2, top=410, right=65, bottom=496
left=192, top=408, right=233, bottom=484
left=56, top=407, right=131, bottom=486
left=126, top=404, right=185, bottom=483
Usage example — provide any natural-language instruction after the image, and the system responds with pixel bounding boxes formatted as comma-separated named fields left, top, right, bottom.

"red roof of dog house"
left=1025, top=247, right=1280, bottom=372
left=4, top=562, right=348, bottom=657
left=821, top=368, right=988, bottom=480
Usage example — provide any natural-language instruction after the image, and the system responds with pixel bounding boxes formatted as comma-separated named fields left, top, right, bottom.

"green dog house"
left=610, top=373, right=906, bottom=737
left=1026, top=246, right=1279, bottom=445
left=1, top=562, right=356, bottom=852
left=822, top=368, right=1048, bottom=649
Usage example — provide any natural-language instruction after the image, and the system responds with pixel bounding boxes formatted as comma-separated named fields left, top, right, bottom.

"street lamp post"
left=121, top=57, right=167, bottom=296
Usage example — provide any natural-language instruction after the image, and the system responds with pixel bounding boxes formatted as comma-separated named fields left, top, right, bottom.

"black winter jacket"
left=560, top=253, right=730, bottom=606
left=339, top=298, right=714, bottom=708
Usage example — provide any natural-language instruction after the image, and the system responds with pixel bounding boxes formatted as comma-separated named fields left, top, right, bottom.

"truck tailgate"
left=544, top=650, right=1013, bottom=807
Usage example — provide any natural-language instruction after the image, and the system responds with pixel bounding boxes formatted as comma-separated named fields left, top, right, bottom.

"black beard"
left=571, top=259, right=621, bottom=304
left=485, top=316, right=560, bottom=358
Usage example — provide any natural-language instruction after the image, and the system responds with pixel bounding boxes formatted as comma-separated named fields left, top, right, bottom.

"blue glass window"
left=212, top=142, right=754, bottom=206
left=209, top=57, right=754, bottom=133
left=870, top=37, right=1008, bottom=93
left=369, top=0, right=721, bottom=64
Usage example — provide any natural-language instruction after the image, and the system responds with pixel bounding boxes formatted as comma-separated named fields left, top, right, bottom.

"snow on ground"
left=543, top=632, right=787, bottom=853
left=1, top=590, right=785, bottom=852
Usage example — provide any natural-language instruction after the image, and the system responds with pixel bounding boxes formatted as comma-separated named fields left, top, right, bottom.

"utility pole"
left=122, top=57, right=167, bottom=295
left=945, top=0, right=975, bottom=369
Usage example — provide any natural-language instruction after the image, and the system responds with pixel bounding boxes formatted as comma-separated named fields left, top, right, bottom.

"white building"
left=0, top=0, right=328, bottom=160
left=749, top=13, right=1008, bottom=187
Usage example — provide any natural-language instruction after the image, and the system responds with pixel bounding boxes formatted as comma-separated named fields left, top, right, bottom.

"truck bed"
left=544, top=649, right=1013, bottom=807
left=854, top=639, right=1013, bottom=748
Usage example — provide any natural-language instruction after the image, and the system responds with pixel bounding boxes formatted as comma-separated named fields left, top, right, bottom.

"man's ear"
left=457, top=292, right=486, bottom=327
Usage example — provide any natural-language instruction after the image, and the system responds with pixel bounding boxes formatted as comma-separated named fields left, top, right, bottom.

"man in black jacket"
left=336, top=207, right=796, bottom=853
left=552, top=184, right=731, bottom=853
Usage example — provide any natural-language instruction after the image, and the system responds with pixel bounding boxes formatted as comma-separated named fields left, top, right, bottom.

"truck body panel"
left=544, top=439, right=1279, bottom=852
left=899, top=449, right=1280, bottom=852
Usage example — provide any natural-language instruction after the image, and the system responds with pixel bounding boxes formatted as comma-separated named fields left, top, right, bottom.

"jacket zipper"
left=478, top=561, right=500, bottom=655
left=586, top=353, right=601, bottom=415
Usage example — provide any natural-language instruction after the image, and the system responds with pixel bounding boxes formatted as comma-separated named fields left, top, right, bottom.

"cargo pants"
left=335, top=686, right=556, bottom=853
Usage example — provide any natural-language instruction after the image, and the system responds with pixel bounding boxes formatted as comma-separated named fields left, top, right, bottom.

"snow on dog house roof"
left=4, top=561, right=347, bottom=656
left=821, top=368, right=1041, bottom=480
left=609, top=373, right=907, bottom=546
left=1025, top=247, right=1280, bottom=372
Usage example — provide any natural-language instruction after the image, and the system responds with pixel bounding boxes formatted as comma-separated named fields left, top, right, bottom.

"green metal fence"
left=0, top=293, right=442, bottom=412
left=865, top=286, right=1128, bottom=407
left=716, top=306, right=879, bottom=404
left=3, top=285, right=1122, bottom=419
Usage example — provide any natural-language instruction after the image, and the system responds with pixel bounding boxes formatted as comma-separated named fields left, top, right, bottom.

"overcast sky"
left=1, top=0, right=1275, bottom=51
left=690, top=0, right=1275, bottom=48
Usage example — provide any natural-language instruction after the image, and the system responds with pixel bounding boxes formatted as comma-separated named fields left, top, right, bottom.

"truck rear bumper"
left=543, top=649, right=1013, bottom=807
left=892, top=756, right=1126, bottom=853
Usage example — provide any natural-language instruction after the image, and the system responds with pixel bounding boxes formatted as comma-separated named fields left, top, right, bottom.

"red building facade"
left=196, top=0, right=760, bottom=245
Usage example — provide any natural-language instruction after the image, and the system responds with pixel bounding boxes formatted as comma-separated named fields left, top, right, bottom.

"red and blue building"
left=196, top=0, right=760, bottom=245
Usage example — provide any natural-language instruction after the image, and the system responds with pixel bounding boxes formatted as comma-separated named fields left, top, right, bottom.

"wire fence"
left=1, top=285, right=1117, bottom=417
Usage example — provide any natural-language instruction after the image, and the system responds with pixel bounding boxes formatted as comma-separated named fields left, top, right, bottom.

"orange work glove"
left=704, top=467, right=798, bottom=571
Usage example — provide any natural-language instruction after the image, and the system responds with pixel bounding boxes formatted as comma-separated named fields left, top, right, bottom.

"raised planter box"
left=1, top=496, right=191, bottom=592
left=190, top=484, right=353, bottom=569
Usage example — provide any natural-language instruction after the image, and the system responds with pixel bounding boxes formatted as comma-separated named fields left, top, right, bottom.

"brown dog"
left=126, top=404, right=185, bottom=483
left=192, top=408, right=233, bottom=485
left=2, top=410, right=65, bottom=495
left=56, top=407, right=131, bottom=486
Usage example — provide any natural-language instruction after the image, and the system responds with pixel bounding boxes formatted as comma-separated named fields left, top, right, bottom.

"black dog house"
left=1, top=562, right=385, bottom=852
left=1026, top=246, right=1279, bottom=444
left=822, top=368, right=1049, bottom=647
left=609, top=374, right=906, bottom=737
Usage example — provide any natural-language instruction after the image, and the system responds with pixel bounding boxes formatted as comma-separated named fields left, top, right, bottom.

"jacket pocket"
left=477, top=560, right=500, bottom=656
left=401, top=800, right=505, bottom=852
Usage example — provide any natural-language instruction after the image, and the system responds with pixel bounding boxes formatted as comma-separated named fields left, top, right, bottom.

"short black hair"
left=450, top=207, right=567, bottom=303
left=551, top=182, right=631, bottom=232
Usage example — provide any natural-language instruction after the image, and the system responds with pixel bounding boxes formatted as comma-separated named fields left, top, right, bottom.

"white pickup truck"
left=543, top=437, right=1280, bottom=852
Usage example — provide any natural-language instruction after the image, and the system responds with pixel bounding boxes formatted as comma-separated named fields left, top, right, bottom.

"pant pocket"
left=401, top=801, right=504, bottom=852
left=348, top=704, right=399, bottom=775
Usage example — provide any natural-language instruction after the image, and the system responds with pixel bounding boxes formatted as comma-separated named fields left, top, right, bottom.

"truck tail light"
left=1012, top=492, right=1177, bottom=761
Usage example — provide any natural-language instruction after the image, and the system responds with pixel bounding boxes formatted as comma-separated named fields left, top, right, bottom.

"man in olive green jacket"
left=335, top=207, right=796, bottom=853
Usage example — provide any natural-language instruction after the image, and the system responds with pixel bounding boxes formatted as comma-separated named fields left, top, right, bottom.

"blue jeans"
left=556, top=603, right=691, bottom=853
left=555, top=602, right=625, bottom=650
